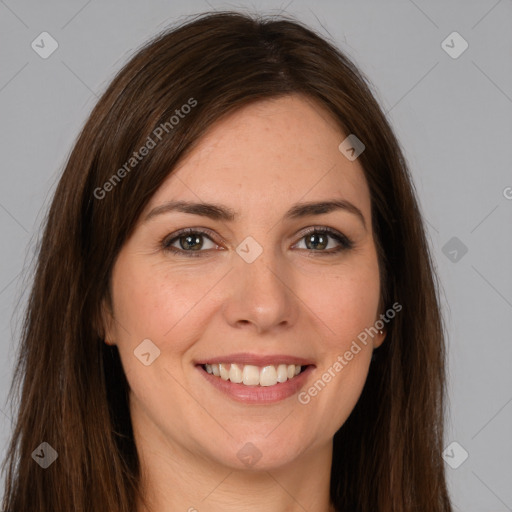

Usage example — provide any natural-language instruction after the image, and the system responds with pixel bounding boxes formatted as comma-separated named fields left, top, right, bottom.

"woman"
left=1, top=10, right=452, bottom=512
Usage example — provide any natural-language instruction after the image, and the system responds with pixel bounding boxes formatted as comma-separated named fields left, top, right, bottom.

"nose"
left=222, top=249, right=299, bottom=335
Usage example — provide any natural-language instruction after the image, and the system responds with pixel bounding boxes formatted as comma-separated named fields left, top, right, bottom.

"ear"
left=373, top=306, right=387, bottom=350
left=94, top=296, right=117, bottom=346
left=373, top=328, right=387, bottom=349
left=373, top=296, right=387, bottom=349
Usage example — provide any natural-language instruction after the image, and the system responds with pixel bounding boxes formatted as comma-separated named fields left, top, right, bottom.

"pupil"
left=307, top=233, right=327, bottom=250
left=181, top=234, right=202, bottom=250
left=306, top=233, right=326, bottom=249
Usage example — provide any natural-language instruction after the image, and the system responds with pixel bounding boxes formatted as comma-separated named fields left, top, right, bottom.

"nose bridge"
left=223, top=242, right=298, bottom=332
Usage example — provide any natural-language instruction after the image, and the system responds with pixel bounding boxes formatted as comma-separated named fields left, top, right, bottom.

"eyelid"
left=292, top=225, right=354, bottom=251
left=161, top=225, right=354, bottom=255
left=161, top=227, right=223, bottom=253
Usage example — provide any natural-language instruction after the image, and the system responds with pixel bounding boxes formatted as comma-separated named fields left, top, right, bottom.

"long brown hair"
left=1, top=11, right=452, bottom=512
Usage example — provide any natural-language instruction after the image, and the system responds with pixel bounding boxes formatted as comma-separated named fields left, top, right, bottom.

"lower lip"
left=196, top=365, right=315, bottom=404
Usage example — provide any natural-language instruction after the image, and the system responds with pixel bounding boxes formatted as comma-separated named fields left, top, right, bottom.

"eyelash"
left=161, top=226, right=354, bottom=257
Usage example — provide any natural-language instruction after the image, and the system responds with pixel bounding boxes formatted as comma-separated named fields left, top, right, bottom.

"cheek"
left=110, top=255, right=210, bottom=343
left=108, top=260, right=202, bottom=413
left=304, top=257, right=381, bottom=351
left=311, top=349, right=372, bottom=437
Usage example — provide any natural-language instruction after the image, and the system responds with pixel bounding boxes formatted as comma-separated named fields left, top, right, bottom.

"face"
left=102, top=94, right=385, bottom=472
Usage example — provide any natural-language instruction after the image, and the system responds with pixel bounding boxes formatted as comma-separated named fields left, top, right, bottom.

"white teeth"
left=260, top=365, right=278, bottom=386
left=203, top=363, right=305, bottom=386
left=219, top=363, right=230, bottom=381
left=242, top=365, right=260, bottom=385
left=229, top=363, right=243, bottom=383
left=277, top=364, right=288, bottom=383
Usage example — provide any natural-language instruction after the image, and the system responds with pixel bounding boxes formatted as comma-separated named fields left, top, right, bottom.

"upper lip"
left=195, top=353, right=315, bottom=367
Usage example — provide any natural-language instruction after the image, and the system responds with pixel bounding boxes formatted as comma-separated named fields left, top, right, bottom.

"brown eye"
left=294, top=227, right=354, bottom=254
left=161, top=226, right=353, bottom=258
left=175, top=233, right=203, bottom=251
left=304, top=232, right=329, bottom=250
left=162, top=228, right=219, bottom=256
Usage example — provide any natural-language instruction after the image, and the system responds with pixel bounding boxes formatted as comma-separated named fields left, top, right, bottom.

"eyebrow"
left=144, top=199, right=366, bottom=230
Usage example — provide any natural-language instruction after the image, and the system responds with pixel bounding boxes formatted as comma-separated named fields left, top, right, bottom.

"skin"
left=102, top=94, right=386, bottom=512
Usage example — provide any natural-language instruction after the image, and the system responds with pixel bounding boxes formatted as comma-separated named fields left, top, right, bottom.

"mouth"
left=195, top=355, right=315, bottom=404
left=200, top=362, right=308, bottom=386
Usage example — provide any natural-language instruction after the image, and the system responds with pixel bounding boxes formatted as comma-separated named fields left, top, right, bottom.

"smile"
left=202, top=363, right=305, bottom=387
left=196, top=359, right=315, bottom=404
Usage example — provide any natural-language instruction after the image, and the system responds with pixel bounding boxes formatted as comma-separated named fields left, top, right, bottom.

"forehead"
left=145, top=94, right=371, bottom=220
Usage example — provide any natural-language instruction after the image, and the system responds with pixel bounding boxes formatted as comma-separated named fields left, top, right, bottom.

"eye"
left=162, top=228, right=220, bottom=257
left=161, top=226, right=354, bottom=257
left=292, top=226, right=354, bottom=254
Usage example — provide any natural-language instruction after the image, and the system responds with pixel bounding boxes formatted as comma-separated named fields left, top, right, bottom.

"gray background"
left=1, top=0, right=511, bottom=510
